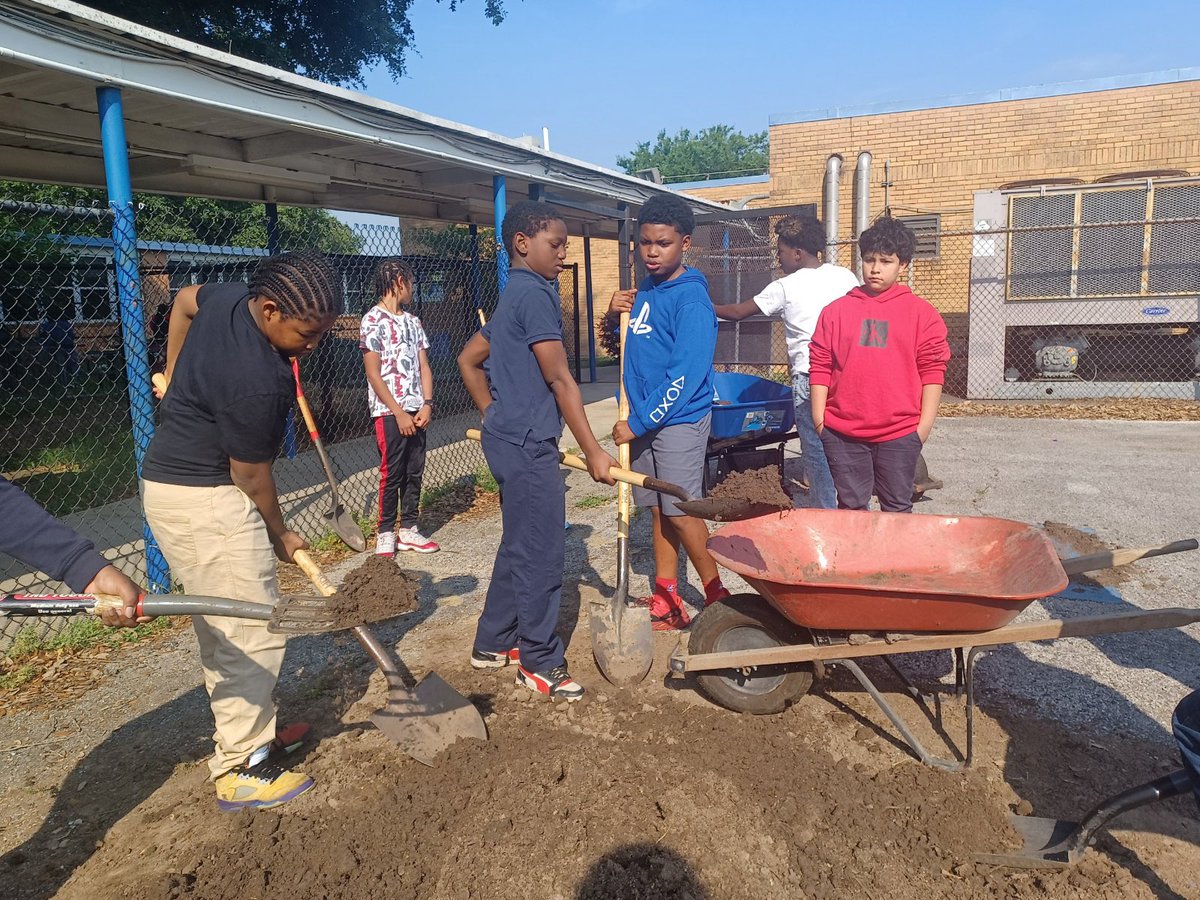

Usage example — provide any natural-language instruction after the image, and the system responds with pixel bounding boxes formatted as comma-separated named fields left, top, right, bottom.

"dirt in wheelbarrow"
left=324, top=554, right=419, bottom=628
left=43, top=618, right=1199, bottom=900
left=708, top=465, right=794, bottom=509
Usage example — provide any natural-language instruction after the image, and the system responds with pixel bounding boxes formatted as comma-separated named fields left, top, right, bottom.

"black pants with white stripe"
left=374, top=415, right=426, bottom=533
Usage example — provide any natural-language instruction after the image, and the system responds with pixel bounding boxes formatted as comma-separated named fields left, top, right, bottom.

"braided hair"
left=248, top=251, right=344, bottom=319
left=370, top=257, right=415, bottom=301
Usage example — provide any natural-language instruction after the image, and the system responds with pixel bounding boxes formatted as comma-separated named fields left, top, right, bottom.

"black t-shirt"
left=142, top=283, right=293, bottom=486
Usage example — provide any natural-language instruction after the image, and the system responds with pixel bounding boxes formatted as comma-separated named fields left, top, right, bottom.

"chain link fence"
left=688, top=200, right=1200, bottom=401
left=1, top=186, right=583, bottom=651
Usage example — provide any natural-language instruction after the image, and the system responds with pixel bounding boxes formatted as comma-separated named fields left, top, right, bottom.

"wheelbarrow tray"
left=706, top=509, right=1068, bottom=632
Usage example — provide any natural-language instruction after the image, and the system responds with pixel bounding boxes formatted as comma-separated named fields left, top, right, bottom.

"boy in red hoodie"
left=808, top=217, right=949, bottom=513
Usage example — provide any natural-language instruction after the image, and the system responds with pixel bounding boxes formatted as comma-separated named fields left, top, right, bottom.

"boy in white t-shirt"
left=715, top=215, right=858, bottom=508
left=360, top=258, right=439, bottom=554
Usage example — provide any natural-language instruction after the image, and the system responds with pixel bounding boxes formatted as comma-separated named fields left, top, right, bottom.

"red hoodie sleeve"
left=915, top=303, right=950, bottom=385
left=808, top=306, right=835, bottom=387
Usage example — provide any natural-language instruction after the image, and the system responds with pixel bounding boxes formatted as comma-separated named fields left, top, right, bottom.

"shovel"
left=1, top=590, right=385, bottom=637
left=291, top=359, right=367, bottom=552
left=975, top=768, right=1196, bottom=869
left=466, top=430, right=778, bottom=523
left=291, top=549, right=487, bottom=766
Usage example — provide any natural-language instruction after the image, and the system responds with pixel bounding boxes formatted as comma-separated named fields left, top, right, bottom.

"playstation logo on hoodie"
left=630, top=303, right=653, bottom=335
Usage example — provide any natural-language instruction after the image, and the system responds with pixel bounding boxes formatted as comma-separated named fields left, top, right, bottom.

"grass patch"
left=310, top=530, right=347, bottom=552
left=574, top=493, right=612, bottom=510
left=0, top=664, right=37, bottom=691
left=5, top=616, right=173, bottom=663
left=1, top=430, right=137, bottom=518
left=473, top=465, right=499, bottom=494
left=420, top=478, right=467, bottom=509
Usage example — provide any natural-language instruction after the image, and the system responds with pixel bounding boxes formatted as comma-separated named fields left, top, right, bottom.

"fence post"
left=96, top=86, right=170, bottom=593
left=469, top=223, right=482, bottom=323
left=493, top=175, right=508, bottom=292
left=264, top=202, right=297, bottom=459
left=583, top=224, right=597, bottom=383
left=571, top=263, right=581, bottom=383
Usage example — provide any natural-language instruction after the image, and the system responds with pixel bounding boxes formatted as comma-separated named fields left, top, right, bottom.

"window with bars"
left=1007, top=181, right=1200, bottom=299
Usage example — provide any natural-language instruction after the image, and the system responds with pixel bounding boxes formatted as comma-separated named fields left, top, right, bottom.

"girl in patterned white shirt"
left=360, top=258, right=439, bottom=554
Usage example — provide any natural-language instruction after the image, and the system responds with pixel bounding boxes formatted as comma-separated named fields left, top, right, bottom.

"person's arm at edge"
left=531, top=339, right=616, bottom=485
left=457, top=332, right=493, bottom=416
left=808, top=310, right=834, bottom=434
left=915, top=304, right=951, bottom=444
left=714, top=299, right=766, bottom=321
left=228, top=459, right=307, bottom=562
left=0, top=477, right=144, bottom=626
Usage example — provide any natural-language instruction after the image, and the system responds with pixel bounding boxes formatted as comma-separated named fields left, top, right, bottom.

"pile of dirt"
left=941, top=398, right=1200, bottom=421
left=52, top=665, right=1172, bottom=900
left=708, top=466, right=793, bottom=509
left=1042, top=520, right=1127, bottom=587
left=324, top=555, right=419, bottom=629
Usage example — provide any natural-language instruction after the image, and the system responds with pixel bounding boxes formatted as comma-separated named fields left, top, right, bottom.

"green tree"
left=617, top=125, right=769, bottom=183
left=86, top=0, right=508, bottom=86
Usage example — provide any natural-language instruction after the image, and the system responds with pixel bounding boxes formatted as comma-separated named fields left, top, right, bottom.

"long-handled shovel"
left=975, top=768, right=1196, bottom=868
left=1, top=590, right=393, bottom=636
left=466, top=431, right=778, bottom=523
left=291, top=359, right=367, bottom=552
left=290, top=549, right=487, bottom=766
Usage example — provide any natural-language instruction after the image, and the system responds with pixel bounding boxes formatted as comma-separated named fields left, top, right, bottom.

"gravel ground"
left=0, top=416, right=1196, bottom=898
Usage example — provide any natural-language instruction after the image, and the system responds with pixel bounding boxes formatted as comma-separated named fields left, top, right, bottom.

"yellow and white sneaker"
left=215, top=759, right=314, bottom=811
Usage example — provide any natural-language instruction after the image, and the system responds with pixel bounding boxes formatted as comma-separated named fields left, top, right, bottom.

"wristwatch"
left=421, top=400, right=434, bottom=409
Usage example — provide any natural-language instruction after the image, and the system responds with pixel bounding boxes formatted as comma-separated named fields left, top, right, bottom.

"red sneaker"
left=704, top=584, right=731, bottom=608
left=649, top=594, right=692, bottom=631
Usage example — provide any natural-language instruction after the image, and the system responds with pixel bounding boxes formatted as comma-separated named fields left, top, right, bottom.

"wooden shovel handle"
left=463, top=429, right=690, bottom=501
left=1061, top=539, right=1198, bottom=576
left=293, top=550, right=337, bottom=597
left=291, top=358, right=321, bottom=440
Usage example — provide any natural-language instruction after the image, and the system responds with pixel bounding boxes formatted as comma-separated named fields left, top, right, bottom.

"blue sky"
left=360, top=0, right=1199, bottom=173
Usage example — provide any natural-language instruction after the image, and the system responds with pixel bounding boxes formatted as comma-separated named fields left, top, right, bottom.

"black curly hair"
left=369, top=257, right=415, bottom=301
left=774, top=214, right=827, bottom=256
left=637, top=194, right=695, bottom=237
left=249, top=251, right=344, bottom=319
left=857, top=215, right=917, bottom=264
left=501, top=201, right=565, bottom=256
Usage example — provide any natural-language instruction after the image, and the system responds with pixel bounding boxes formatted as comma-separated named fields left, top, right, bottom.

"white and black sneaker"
left=517, top=665, right=585, bottom=702
left=470, top=647, right=521, bottom=669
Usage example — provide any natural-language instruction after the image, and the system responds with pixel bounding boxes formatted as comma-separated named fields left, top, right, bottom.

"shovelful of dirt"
left=324, top=555, right=419, bottom=629
left=707, top=466, right=793, bottom=509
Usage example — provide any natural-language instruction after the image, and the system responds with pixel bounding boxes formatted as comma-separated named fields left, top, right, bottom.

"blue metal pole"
left=264, top=203, right=297, bottom=459
left=493, top=175, right=508, bottom=293
left=96, top=86, right=170, bottom=594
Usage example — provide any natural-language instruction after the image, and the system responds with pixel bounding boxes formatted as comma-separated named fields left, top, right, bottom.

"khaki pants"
left=143, top=480, right=286, bottom=780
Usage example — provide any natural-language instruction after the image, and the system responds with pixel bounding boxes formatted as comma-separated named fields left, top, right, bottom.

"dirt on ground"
left=323, top=555, right=419, bottom=629
left=14, top=614, right=1193, bottom=900
left=1043, top=520, right=1129, bottom=588
left=708, top=466, right=793, bottom=510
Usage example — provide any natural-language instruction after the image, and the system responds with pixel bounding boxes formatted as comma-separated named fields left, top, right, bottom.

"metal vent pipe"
left=823, top=154, right=843, bottom=264
left=853, top=150, right=872, bottom=277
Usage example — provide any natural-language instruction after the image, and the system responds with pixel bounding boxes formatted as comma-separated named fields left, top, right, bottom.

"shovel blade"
left=973, top=814, right=1082, bottom=869
left=674, top=498, right=786, bottom=522
left=325, top=503, right=366, bottom=552
left=369, top=672, right=488, bottom=766
left=585, top=582, right=653, bottom=686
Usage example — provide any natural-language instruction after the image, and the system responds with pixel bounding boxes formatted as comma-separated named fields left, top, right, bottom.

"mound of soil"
left=1042, top=520, right=1127, bottom=587
left=708, top=466, right=793, bottom=509
left=325, top=555, right=419, bottom=629
left=55, top=666, right=1169, bottom=900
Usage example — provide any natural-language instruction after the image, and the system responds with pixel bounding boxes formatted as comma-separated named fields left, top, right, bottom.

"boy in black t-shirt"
left=458, top=202, right=616, bottom=702
left=142, top=252, right=342, bottom=811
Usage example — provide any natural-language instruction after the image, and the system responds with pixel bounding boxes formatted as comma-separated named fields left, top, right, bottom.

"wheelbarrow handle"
left=1061, top=538, right=1198, bottom=576
left=463, top=430, right=690, bottom=501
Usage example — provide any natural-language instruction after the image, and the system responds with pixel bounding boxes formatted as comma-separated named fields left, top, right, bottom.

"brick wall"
left=768, top=79, right=1200, bottom=236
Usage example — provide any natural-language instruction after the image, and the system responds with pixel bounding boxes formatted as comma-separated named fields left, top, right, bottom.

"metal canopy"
left=0, top=1, right=725, bottom=238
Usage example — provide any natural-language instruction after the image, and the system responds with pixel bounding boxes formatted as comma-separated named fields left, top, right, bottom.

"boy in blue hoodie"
left=608, top=194, right=729, bottom=630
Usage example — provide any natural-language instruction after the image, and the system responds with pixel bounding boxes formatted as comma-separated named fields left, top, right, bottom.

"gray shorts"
left=628, top=412, right=711, bottom=517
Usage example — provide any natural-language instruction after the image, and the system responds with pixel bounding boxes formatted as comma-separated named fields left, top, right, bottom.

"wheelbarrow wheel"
left=689, top=593, right=814, bottom=715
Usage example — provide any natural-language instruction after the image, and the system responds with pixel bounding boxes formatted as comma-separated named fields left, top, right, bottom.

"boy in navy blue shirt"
left=607, top=195, right=730, bottom=630
left=458, top=201, right=616, bottom=702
